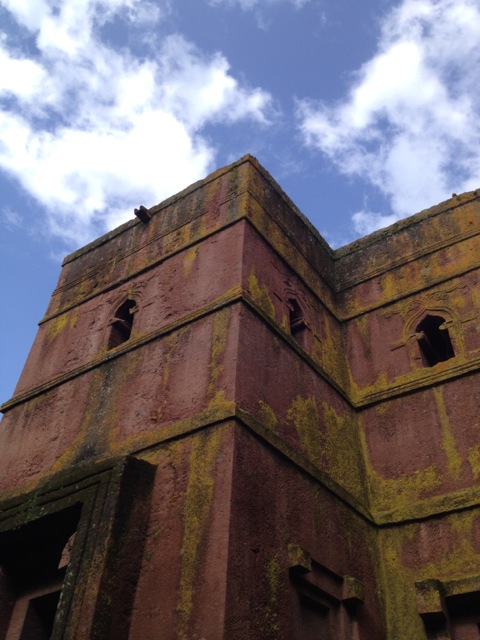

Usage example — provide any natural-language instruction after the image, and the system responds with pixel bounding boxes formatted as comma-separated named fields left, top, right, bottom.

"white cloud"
left=158, top=35, right=271, bottom=127
left=0, top=48, right=46, bottom=101
left=0, top=0, right=272, bottom=246
left=351, top=210, right=401, bottom=237
left=297, top=0, right=480, bottom=234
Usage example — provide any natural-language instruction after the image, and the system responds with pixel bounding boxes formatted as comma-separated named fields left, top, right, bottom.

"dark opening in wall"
left=0, top=504, right=81, bottom=640
left=288, top=298, right=306, bottom=337
left=108, top=299, right=137, bottom=350
left=288, top=544, right=363, bottom=640
left=421, top=591, right=480, bottom=639
left=20, top=591, right=62, bottom=640
left=0, top=458, right=155, bottom=640
left=416, top=314, right=455, bottom=367
left=446, top=591, right=480, bottom=637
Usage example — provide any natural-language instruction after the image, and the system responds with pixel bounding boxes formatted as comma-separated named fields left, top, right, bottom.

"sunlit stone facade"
left=1, top=156, right=480, bottom=639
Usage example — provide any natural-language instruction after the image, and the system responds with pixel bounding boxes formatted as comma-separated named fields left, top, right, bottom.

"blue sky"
left=1, top=0, right=479, bottom=404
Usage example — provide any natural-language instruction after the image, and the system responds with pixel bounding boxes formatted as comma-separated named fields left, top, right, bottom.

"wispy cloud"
left=0, top=0, right=273, bottom=246
left=1, top=206, right=23, bottom=230
left=297, top=0, right=480, bottom=234
left=207, top=0, right=310, bottom=9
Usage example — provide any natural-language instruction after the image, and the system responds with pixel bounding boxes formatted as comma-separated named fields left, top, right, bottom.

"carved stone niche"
left=416, top=575, right=480, bottom=640
left=0, top=456, right=155, bottom=640
left=285, top=294, right=313, bottom=353
left=288, top=544, right=364, bottom=640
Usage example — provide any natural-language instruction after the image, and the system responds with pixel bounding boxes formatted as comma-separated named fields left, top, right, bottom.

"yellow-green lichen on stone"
left=176, top=428, right=223, bottom=640
left=248, top=268, right=275, bottom=319
left=287, top=395, right=323, bottom=466
left=208, top=308, right=231, bottom=396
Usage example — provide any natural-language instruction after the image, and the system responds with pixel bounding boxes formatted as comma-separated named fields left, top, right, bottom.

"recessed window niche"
left=288, top=544, right=364, bottom=640
left=0, top=456, right=155, bottom=640
left=0, top=505, right=81, bottom=640
left=415, top=314, right=455, bottom=367
left=288, top=298, right=306, bottom=337
left=417, top=577, right=480, bottom=640
left=107, top=299, right=137, bottom=350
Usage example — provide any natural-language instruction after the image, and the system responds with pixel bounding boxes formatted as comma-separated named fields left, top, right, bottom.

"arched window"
left=107, top=299, right=137, bottom=350
left=288, top=298, right=306, bottom=337
left=416, top=314, right=454, bottom=367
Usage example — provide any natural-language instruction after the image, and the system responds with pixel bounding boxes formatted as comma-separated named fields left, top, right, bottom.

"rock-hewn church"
left=1, top=155, right=480, bottom=639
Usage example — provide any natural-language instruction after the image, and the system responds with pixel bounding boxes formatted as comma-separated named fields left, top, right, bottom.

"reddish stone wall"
left=224, top=425, right=383, bottom=639
left=1, top=155, right=479, bottom=639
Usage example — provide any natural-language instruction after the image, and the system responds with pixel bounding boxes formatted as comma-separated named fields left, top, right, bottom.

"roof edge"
left=62, top=154, right=480, bottom=267
left=334, top=188, right=480, bottom=258
left=62, top=155, right=259, bottom=266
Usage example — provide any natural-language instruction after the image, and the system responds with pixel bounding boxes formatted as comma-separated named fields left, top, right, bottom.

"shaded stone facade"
left=1, top=155, right=479, bottom=639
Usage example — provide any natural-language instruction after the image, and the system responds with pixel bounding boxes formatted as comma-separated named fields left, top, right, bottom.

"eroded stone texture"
left=0, top=155, right=479, bottom=638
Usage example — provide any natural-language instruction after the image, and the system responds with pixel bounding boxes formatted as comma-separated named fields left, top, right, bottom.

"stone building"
left=0, top=155, right=479, bottom=639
